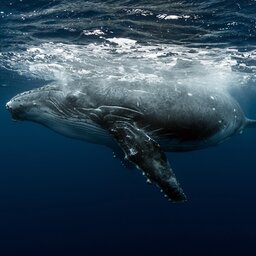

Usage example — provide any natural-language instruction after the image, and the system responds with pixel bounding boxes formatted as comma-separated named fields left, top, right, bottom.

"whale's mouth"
left=6, top=100, right=25, bottom=121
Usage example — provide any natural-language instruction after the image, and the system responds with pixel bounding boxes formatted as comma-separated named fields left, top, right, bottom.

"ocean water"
left=1, top=0, right=256, bottom=255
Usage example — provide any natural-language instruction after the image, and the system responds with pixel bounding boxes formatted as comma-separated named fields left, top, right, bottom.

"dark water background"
left=1, top=1, right=256, bottom=255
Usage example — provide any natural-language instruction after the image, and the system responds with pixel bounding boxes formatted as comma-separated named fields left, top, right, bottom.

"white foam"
left=157, top=14, right=190, bottom=20
left=125, top=9, right=153, bottom=17
left=82, top=29, right=105, bottom=36
left=27, top=47, right=44, bottom=54
left=106, top=37, right=137, bottom=48
left=1, top=39, right=256, bottom=93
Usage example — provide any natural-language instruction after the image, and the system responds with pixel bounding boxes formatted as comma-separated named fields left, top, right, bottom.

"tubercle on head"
left=9, top=85, right=53, bottom=101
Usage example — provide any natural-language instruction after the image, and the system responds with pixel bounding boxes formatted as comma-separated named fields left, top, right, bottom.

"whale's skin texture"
left=6, top=82, right=249, bottom=202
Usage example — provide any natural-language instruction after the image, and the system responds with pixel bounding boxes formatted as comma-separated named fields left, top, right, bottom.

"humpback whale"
left=6, top=82, right=256, bottom=202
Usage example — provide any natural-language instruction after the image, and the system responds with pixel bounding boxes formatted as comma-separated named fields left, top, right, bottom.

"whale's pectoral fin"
left=112, top=147, right=135, bottom=169
left=107, top=121, right=187, bottom=202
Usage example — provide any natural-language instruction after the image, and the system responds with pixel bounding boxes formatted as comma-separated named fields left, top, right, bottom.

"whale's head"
left=6, top=84, right=87, bottom=132
left=6, top=84, right=110, bottom=144
left=6, top=85, right=67, bottom=122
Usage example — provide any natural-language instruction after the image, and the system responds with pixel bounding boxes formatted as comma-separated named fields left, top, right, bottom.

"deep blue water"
left=1, top=1, right=256, bottom=255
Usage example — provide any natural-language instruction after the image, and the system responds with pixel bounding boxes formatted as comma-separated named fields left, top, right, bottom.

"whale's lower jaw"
left=29, top=113, right=114, bottom=146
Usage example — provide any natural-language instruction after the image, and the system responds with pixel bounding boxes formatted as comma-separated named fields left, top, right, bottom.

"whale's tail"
left=246, top=118, right=256, bottom=128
